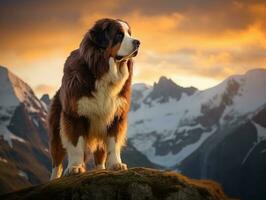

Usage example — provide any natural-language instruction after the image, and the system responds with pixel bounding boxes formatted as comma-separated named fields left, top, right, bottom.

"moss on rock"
left=1, top=168, right=232, bottom=200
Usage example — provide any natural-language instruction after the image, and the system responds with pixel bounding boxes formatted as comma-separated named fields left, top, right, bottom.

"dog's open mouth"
left=115, top=48, right=138, bottom=62
left=132, top=50, right=138, bottom=57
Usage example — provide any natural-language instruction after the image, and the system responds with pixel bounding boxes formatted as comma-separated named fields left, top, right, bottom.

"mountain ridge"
left=1, top=65, right=266, bottom=199
left=0, top=65, right=50, bottom=194
left=127, top=68, right=266, bottom=200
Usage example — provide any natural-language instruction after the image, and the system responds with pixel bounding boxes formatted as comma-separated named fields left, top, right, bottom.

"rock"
left=1, top=168, right=231, bottom=200
left=40, top=94, right=51, bottom=106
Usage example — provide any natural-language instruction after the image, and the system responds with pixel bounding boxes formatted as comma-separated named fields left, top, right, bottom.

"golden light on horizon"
left=1, top=0, right=266, bottom=97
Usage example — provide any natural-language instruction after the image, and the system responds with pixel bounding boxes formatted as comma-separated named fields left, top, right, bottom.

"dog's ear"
left=88, top=23, right=110, bottom=49
left=79, top=30, right=109, bottom=79
left=79, top=20, right=111, bottom=78
left=79, top=32, right=91, bottom=63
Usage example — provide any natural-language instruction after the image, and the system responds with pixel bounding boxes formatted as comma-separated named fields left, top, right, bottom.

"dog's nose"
left=133, top=39, right=140, bottom=48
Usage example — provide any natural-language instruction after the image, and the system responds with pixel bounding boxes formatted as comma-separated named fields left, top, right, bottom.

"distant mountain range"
left=127, top=70, right=266, bottom=200
left=0, top=65, right=265, bottom=200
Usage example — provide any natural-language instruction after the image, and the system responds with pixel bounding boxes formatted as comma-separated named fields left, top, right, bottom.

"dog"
left=48, top=18, right=140, bottom=180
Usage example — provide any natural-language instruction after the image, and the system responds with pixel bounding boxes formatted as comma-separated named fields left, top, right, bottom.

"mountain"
left=127, top=68, right=266, bottom=200
left=1, top=65, right=265, bottom=199
left=0, top=66, right=50, bottom=194
left=180, top=107, right=266, bottom=200
left=146, top=76, right=197, bottom=103
left=130, top=77, right=197, bottom=111
left=40, top=94, right=51, bottom=107
left=0, top=66, right=164, bottom=194
left=1, top=168, right=230, bottom=200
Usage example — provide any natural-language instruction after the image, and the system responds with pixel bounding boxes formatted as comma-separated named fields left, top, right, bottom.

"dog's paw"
left=95, top=164, right=106, bottom=170
left=63, top=164, right=86, bottom=176
left=107, top=162, right=127, bottom=171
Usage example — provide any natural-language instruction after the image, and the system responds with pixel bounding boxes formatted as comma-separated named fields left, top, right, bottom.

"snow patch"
left=18, top=170, right=29, bottom=180
left=241, top=121, right=266, bottom=165
left=131, top=126, right=217, bottom=167
left=0, top=125, right=26, bottom=147
left=253, top=121, right=266, bottom=141
left=32, top=118, right=39, bottom=127
left=177, top=124, right=205, bottom=133
left=0, top=157, right=8, bottom=163
left=144, top=126, right=217, bottom=167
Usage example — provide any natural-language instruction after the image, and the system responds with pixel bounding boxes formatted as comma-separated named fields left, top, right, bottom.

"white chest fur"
left=77, top=58, right=129, bottom=132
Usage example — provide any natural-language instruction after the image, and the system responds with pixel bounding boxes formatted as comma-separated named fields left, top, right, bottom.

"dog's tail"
left=48, top=90, right=65, bottom=180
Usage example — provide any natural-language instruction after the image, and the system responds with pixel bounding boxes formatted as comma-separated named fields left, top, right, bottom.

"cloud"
left=0, top=0, right=266, bottom=94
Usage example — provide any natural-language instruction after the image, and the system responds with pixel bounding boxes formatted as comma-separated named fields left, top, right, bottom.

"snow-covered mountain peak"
left=0, top=66, right=46, bottom=112
left=128, top=68, right=266, bottom=168
left=156, top=76, right=176, bottom=87
left=198, top=68, right=266, bottom=115
left=219, top=68, right=266, bottom=89
left=3, top=67, right=35, bottom=104
left=0, top=66, right=51, bottom=188
left=146, top=76, right=197, bottom=103
left=0, top=66, right=47, bottom=147
left=0, top=66, right=20, bottom=107
left=0, top=66, right=40, bottom=107
left=245, top=68, right=266, bottom=77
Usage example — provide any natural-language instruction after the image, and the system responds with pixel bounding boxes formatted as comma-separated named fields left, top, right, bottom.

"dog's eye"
left=112, top=32, right=124, bottom=46
left=116, top=32, right=124, bottom=40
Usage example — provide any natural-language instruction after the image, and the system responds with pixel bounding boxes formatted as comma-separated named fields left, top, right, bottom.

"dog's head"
left=80, top=18, right=140, bottom=65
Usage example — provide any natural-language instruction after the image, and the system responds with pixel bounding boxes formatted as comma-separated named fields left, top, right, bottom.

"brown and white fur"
left=48, top=18, right=140, bottom=179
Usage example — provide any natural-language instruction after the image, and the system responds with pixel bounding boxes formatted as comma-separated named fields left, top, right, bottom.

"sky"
left=1, top=0, right=266, bottom=97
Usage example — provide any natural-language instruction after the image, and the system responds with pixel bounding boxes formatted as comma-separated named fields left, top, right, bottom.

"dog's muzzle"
left=115, top=39, right=140, bottom=62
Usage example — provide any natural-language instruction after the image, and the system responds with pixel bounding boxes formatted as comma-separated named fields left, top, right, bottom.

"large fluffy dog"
left=48, top=18, right=140, bottom=179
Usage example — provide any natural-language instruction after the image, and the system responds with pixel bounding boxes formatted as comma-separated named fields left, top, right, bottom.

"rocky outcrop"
left=145, top=76, right=197, bottom=103
left=1, top=168, right=230, bottom=200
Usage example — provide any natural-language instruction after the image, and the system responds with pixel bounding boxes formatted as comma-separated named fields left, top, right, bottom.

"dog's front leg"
left=106, top=137, right=127, bottom=170
left=61, top=134, right=86, bottom=176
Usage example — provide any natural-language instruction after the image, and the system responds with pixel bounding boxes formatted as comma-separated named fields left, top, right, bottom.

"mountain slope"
left=1, top=65, right=265, bottom=200
left=0, top=66, right=50, bottom=194
left=129, top=69, right=266, bottom=167
left=128, top=68, right=266, bottom=200
left=179, top=107, right=266, bottom=199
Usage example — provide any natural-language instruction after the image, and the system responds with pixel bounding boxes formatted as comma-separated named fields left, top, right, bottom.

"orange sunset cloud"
left=0, top=0, right=266, bottom=97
